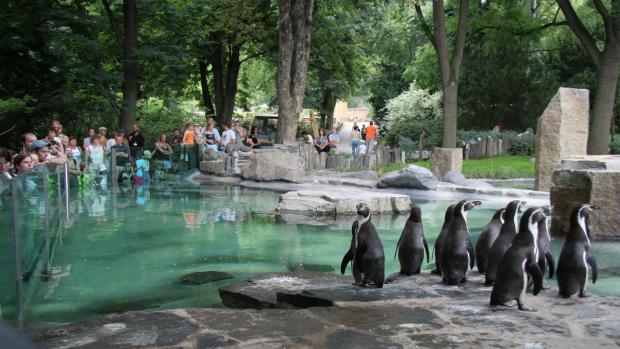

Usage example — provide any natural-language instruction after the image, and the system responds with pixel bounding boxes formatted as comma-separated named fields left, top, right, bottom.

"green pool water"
left=2, top=182, right=619, bottom=324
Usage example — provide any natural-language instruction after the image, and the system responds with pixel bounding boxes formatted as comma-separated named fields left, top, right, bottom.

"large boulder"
left=377, top=165, right=439, bottom=190
left=276, top=188, right=411, bottom=216
left=430, top=148, right=463, bottom=181
left=240, top=147, right=305, bottom=183
left=550, top=156, right=620, bottom=240
left=443, top=170, right=467, bottom=185
left=535, top=87, right=589, bottom=191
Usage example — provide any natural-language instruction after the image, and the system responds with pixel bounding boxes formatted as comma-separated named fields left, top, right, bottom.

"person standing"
left=128, top=124, right=145, bottom=156
left=361, top=124, right=366, bottom=140
left=83, top=128, right=96, bottom=149
left=351, top=125, right=362, bottom=157
left=220, top=123, right=237, bottom=153
left=365, top=121, right=377, bottom=153
left=181, top=122, right=196, bottom=162
left=328, top=127, right=340, bottom=153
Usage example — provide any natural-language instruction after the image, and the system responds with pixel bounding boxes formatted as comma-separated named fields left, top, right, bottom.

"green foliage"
left=137, top=99, right=199, bottom=146
left=383, top=83, right=443, bottom=150
left=509, top=135, right=535, bottom=156
left=610, top=134, right=620, bottom=155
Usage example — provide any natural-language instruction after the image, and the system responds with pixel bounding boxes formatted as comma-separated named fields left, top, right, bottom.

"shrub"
left=509, top=134, right=535, bottom=156
left=383, top=83, right=443, bottom=151
left=610, top=134, right=620, bottom=154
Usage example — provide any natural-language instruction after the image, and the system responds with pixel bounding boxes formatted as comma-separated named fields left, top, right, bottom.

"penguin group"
left=341, top=200, right=600, bottom=311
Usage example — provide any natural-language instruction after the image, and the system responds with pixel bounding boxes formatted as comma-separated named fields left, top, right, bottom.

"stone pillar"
left=430, top=148, right=463, bottom=181
left=550, top=156, right=620, bottom=240
left=535, top=87, right=589, bottom=191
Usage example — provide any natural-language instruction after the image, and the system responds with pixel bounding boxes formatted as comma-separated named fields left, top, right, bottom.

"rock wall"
left=239, top=145, right=305, bottom=183
left=550, top=156, right=620, bottom=240
left=535, top=87, right=589, bottom=191
left=430, top=148, right=462, bottom=181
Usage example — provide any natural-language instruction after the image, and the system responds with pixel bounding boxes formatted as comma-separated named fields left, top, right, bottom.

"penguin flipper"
left=466, top=238, right=475, bottom=270
left=545, top=250, right=555, bottom=279
left=586, top=251, right=598, bottom=284
left=526, top=261, right=543, bottom=295
left=423, top=237, right=429, bottom=264
left=394, top=233, right=402, bottom=261
left=341, top=248, right=354, bottom=274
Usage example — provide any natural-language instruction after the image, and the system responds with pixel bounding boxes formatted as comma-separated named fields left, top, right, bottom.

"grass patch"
left=376, top=155, right=534, bottom=179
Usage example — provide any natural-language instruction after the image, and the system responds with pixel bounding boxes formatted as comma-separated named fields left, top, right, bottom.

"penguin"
left=475, top=208, right=506, bottom=274
left=340, top=203, right=385, bottom=288
left=440, top=199, right=481, bottom=285
left=536, top=214, right=555, bottom=282
left=556, top=203, right=599, bottom=298
left=394, top=204, right=429, bottom=275
left=490, top=206, right=549, bottom=311
left=431, top=204, right=456, bottom=275
left=485, top=200, right=526, bottom=286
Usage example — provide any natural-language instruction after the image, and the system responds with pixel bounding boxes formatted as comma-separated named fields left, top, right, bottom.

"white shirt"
left=359, top=144, right=367, bottom=154
left=106, top=138, right=116, bottom=149
left=221, top=129, right=236, bottom=145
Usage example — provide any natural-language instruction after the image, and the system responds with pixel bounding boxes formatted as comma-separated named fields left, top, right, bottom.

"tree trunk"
left=199, top=60, right=215, bottom=116
left=589, top=42, right=620, bottom=154
left=275, top=0, right=314, bottom=144
left=211, top=43, right=225, bottom=126
left=121, top=0, right=138, bottom=132
left=221, top=44, right=241, bottom=126
left=443, top=81, right=458, bottom=148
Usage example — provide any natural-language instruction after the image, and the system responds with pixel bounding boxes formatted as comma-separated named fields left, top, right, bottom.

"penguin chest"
left=520, top=259, right=528, bottom=300
left=582, top=251, right=589, bottom=290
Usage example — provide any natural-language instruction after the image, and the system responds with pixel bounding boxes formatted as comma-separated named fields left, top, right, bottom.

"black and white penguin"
left=490, top=206, right=549, bottom=311
left=394, top=204, right=429, bottom=275
left=475, top=208, right=505, bottom=274
left=557, top=203, right=599, bottom=298
left=485, top=200, right=526, bottom=286
left=431, top=204, right=456, bottom=275
left=340, top=203, right=385, bottom=288
left=440, top=199, right=481, bottom=285
left=536, top=214, right=555, bottom=282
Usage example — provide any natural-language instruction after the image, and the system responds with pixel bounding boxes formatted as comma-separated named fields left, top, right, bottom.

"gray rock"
left=275, top=188, right=411, bottom=216
left=535, top=87, right=589, bottom=191
left=179, top=271, right=234, bottom=285
left=240, top=149, right=305, bottom=183
left=443, top=170, right=467, bottom=185
left=377, top=165, right=439, bottom=190
left=464, top=179, right=494, bottom=188
left=335, top=170, right=379, bottom=182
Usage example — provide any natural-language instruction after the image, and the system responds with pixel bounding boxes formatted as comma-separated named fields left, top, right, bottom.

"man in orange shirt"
left=365, top=121, right=377, bottom=153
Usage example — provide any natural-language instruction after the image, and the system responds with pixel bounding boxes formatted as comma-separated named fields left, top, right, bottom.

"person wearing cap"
left=31, top=140, right=67, bottom=166
left=134, top=150, right=151, bottom=185
left=232, top=118, right=243, bottom=137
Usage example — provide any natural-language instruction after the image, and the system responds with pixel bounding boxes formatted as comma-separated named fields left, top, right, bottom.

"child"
left=134, top=150, right=151, bottom=185
left=358, top=140, right=367, bottom=155
left=181, top=122, right=195, bottom=162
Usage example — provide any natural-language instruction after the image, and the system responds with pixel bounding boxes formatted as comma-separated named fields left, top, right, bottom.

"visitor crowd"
left=0, top=117, right=379, bottom=191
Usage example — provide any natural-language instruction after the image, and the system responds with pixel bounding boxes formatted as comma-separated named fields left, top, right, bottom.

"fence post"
left=42, top=166, right=50, bottom=281
left=64, top=162, right=69, bottom=223
left=10, top=180, right=23, bottom=327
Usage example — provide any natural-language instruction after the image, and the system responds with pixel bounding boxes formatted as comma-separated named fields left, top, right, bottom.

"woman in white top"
left=86, top=136, right=107, bottom=173
left=65, top=136, right=83, bottom=166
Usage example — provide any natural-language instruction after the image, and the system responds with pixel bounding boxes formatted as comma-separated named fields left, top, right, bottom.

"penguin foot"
left=484, top=280, right=494, bottom=287
left=517, top=305, right=537, bottom=312
left=430, top=268, right=441, bottom=276
left=579, top=292, right=589, bottom=298
left=541, top=285, right=551, bottom=290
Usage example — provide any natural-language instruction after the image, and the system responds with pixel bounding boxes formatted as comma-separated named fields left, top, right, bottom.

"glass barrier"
left=0, top=163, right=70, bottom=326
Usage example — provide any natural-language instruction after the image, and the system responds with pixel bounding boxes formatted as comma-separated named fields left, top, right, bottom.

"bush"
left=383, top=83, right=443, bottom=151
left=509, top=134, right=535, bottom=156
left=610, top=134, right=620, bottom=154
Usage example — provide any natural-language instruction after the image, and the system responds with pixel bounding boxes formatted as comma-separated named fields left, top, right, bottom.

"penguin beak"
left=472, top=201, right=482, bottom=206
left=586, top=204, right=600, bottom=213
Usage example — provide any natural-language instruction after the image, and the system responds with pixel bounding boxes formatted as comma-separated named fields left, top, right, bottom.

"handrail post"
left=10, top=180, right=23, bottom=328
left=43, top=165, right=50, bottom=281
left=64, top=161, right=69, bottom=222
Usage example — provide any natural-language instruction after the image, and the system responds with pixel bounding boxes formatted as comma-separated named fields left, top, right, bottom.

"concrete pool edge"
left=28, top=272, right=620, bottom=349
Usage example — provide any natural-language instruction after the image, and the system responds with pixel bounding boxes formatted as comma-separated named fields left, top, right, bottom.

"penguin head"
left=571, top=203, right=599, bottom=241
left=520, top=206, right=552, bottom=240
left=454, top=199, right=481, bottom=219
left=356, top=203, right=371, bottom=219
left=505, top=200, right=526, bottom=225
left=408, top=204, right=422, bottom=222
left=493, top=208, right=506, bottom=224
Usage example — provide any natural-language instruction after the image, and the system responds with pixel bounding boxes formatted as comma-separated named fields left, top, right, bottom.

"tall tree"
left=413, top=0, right=470, bottom=148
left=121, top=0, right=138, bottom=131
left=276, top=0, right=314, bottom=143
left=556, top=0, right=620, bottom=154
